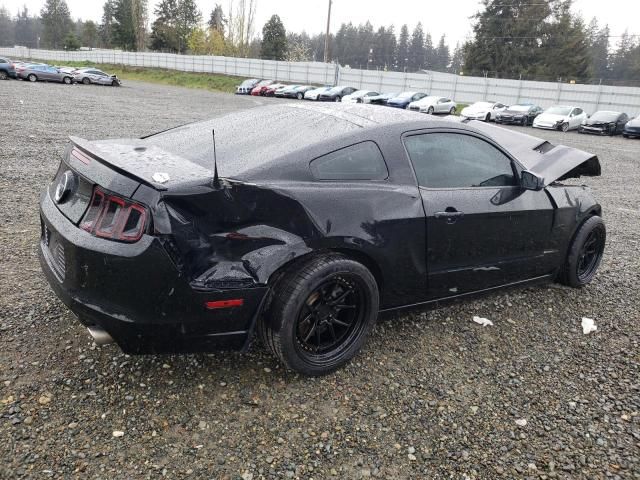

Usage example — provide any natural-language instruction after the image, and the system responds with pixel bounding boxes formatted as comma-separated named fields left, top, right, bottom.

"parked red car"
left=262, top=83, right=287, bottom=97
left=250, top=80, right=275, bottom=96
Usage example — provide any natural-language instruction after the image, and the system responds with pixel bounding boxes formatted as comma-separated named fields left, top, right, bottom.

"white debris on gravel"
left=515, top=419, right=528, bottom=427
left=581, top=317, right=598, bottom=334
left=112, top=430, right=125, bottom=437
left=472, top=316, right=494, bottom=327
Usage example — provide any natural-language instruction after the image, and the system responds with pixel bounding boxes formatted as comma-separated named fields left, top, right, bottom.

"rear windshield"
left=510, top=105, right=531, bottom=112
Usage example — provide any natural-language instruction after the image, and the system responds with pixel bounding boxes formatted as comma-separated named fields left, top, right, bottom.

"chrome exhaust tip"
left=87, top=326, right=114, bottom=346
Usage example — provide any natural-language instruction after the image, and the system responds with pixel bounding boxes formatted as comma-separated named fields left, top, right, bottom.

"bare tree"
left=227, top=0, right=256, bottom=56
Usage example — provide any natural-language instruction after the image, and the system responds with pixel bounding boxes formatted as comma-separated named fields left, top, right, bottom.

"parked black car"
left=623, top=116, right=640, bottom=138
left=0, top=56, right=17, bottom=79
left=318, top=86, right=357, bottom=102
left=579, top=111, right=629, bottom=136
left=39, top=104, right=604, bottom=376
left=495, top=104, right=543, bottom=126
left=365, top=92, right=399, bottom=105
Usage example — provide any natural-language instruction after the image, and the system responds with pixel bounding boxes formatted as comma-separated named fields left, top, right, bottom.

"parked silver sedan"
left=19, top=64, right=75, bottom=84
left=73, top=68, right=121, bottom=86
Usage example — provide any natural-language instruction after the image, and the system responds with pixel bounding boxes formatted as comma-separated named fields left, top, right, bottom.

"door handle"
left=434, top=209, right=465, bottom=224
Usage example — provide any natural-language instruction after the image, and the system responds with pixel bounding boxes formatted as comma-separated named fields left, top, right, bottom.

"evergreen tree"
left=450, top=42, right=464, bottom=73
left=113, top=0, right=137, bottom=50
left=434, top=35, right=450, bottom=71
left=423, top=32, right=435, bottom=69
left=260, top=14, right=287, bottom=60
left=100, top=0, right=117, bottom=48
left=208, top=4, right=226, bottom=36
left=396, top=24, right=409, bottom=71
left=610, top=30, right=637, bottom=80
left=408, top=22, right=425, bottom=71
left=176, top=0, right=201, bottom=53
left=15, top=7, right=43, bottom=48
left=82, top=20, right=98, bottom=48
left=542, top=4, right=590, bottom=80
left=586, top=18, right=609, bottom=79
left=0, top=7, right=14, bottom=47
left=150, top=0, right=179, bottom=51
left=40, top=0, right=73, bottom=49
left=63, top=32, right=80, bottom=50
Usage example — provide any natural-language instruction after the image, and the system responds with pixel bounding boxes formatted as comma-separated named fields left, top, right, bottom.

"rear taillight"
left=80, top=187, right=148, bottom=242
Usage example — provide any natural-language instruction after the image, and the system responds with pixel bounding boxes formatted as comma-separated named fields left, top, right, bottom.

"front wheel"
left=260, top=254, right=379, bottom=376
left=559, top=216, right=606, bottom=287
left=485, top=113, right=491, bottom=122
left=63, top=76, right=72, bottom=84
left=521, top=117, right=528, bottom=126
left=296, top=92, right=303, bottom=100
left=334, top=96, right=341, bottom=102
left=82, top=77, right=91, bottom=85
left=561, top=122, right=570, bottom=132
left=0, top=71, right=7, bottom=80
left=111, top=80, right=119, bottom=87
left=427, top=106, right=434, bottom=115
left=28, top=74, right=37, bottom=82
left=449, top=106, right=456, bottom=115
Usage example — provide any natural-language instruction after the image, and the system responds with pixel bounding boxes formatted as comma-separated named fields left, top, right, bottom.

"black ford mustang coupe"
left=39, top=104, right=605, bottom=375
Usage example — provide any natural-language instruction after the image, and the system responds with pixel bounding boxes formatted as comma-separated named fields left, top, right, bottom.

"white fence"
left=3, top=46, right=640, bottom=114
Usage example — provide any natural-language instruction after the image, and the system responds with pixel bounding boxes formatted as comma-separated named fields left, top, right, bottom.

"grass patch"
left=33, top=59, right=245, bottom=93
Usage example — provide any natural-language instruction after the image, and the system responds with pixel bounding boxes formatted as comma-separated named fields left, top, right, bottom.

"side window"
left=310, top=141, right=388, bottom=181
left=0, top=59, right=7, bottom=64
left=574, top=108, right=583, bottom=115
left=404, top=133, right=517, bottom=189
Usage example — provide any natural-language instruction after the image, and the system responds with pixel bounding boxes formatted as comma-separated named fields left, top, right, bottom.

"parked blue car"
left=0, top=57, right=17, bottom=80
left=386, top=91, right=428, bottom=109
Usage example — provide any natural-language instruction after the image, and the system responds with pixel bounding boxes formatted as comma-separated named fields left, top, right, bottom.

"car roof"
left=145, top=103, right=442, bottom=180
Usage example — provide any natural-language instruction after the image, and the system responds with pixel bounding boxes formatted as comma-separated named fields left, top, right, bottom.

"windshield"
left=546, top=106, right=572, bottom=116
left=470, top=102, right=493, bottom=109
left=396, top=91, right=417, bottom=99
left=510, top=105, right=531, bottom=112
left=590, top=111, right=619, bottom=122
left=241, top=79, right=258, bottom=86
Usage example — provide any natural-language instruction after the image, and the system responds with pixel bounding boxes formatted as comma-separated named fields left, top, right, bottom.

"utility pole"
left=323, top=0, right=332, bottom=63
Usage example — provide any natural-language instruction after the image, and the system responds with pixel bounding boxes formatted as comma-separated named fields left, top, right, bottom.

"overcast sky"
left=2, top=0, right=637, bottom=47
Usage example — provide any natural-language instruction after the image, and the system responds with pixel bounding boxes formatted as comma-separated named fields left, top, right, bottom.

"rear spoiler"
left=69, top=136, right=213, bottom=191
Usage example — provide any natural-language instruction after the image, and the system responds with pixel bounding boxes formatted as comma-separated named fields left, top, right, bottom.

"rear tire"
left=28, top=74, right=37, bottom=82
left=449, top=106, right=456, bottom=115
left=0, top=71, right=7, bottom=80
left=558, top=216, right=606, bottom=287
left=259, top=254, right=379, bottom=376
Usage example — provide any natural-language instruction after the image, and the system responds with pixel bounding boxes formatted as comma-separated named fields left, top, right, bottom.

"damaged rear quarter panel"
left=156, top=179, right=426, bottom=309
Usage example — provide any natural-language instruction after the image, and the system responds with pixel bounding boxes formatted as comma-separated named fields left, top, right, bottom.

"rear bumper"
left=39, top=190, right=268, bottom=354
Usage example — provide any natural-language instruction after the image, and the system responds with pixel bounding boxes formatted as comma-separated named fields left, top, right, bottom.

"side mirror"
left=521, top=171, right=545, bottom=191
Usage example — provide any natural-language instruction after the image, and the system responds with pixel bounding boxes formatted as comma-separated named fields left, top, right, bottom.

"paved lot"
left=1, top=79, right=639, bottom=479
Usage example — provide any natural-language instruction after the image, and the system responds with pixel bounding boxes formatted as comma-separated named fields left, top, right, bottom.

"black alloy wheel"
left=485, top=113, right=491, bottom=122
left=559, top=216, right=606, bottom=287
left=260, top=254, right=379, bottom=376
left=521, top=116, right=527, bottom=126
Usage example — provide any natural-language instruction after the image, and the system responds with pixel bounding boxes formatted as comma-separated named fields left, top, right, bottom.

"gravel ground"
left=1, top=79, right=639, bottom=480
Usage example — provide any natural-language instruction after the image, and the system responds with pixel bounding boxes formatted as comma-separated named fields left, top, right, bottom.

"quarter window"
left=310, top=141, right=388, bottom=181
left=404, top=133, right=517, bottom=188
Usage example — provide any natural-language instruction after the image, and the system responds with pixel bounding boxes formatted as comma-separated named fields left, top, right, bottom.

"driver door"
left=403, top=130, right=557, bottom=299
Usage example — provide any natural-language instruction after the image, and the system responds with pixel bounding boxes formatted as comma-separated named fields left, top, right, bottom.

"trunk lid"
left=470, top=122, right=601, bottom=185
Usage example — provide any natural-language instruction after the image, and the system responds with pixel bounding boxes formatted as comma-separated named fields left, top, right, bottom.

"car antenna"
left=212, top=129, right=221, bottom=189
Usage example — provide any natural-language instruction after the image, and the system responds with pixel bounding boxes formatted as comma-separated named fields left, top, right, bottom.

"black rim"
left=295, top=275, right=366, bottom=358
left=577, top=228, right=604, bottom=280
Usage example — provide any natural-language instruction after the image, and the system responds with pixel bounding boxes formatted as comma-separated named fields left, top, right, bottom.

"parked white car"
left=304, top=86, right=332, bottom=100
left=408, top=96, right=457, bottom=114
left=342, top=90, right=380, bottom=104
left=533, top=105, right=589, bottom=132
left=460, top=101, right=508, bottom=121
